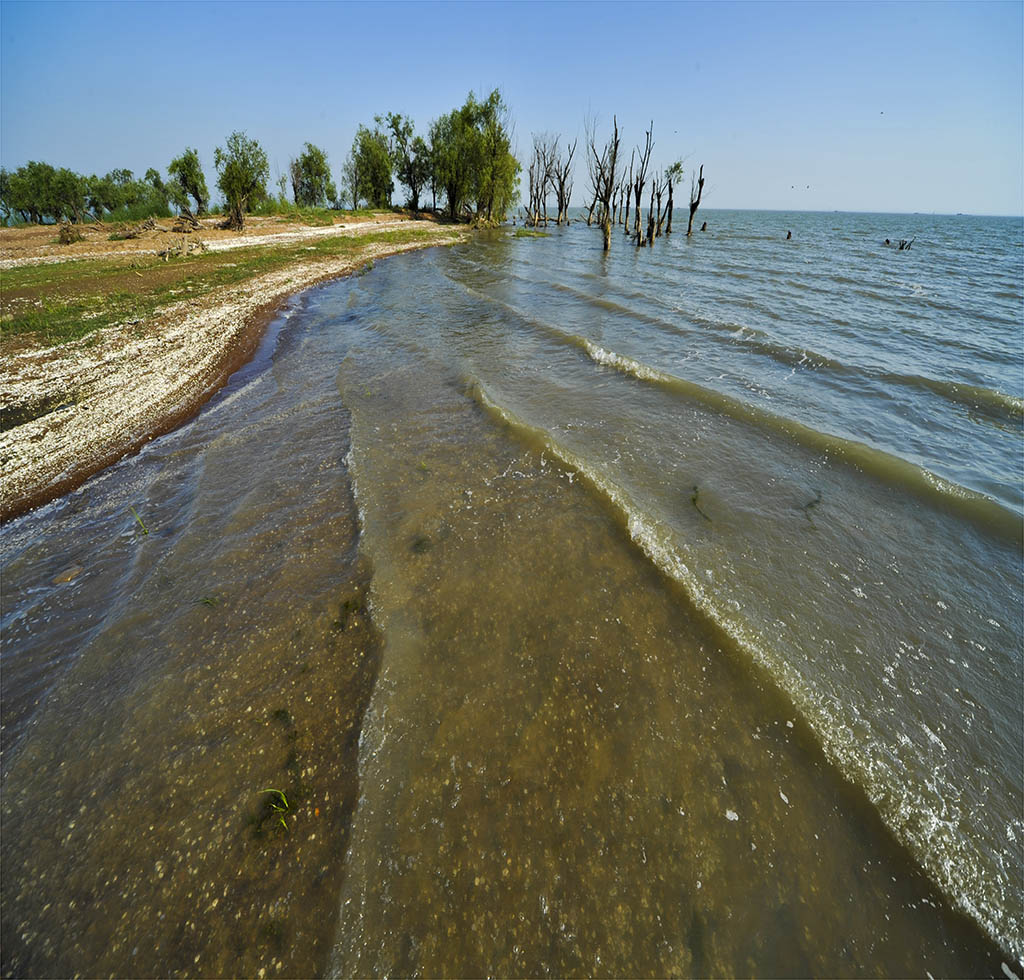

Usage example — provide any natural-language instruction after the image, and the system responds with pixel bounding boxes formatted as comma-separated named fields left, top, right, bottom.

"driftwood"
left=172, top=205, right=200, bottom=234
left=158, top=236, right=208, bottom=260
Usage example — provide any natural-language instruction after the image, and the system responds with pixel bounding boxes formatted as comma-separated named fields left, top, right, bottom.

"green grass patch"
left=514, top=228, right=549, bottom=238
left=1, top=226, right=461, bottom=350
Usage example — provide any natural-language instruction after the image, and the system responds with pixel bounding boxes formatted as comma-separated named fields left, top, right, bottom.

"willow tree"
left=347, top=125, right=393, bottom=208
left=289, top=142, right=336, bottom=208
left=214, top=131, right=269, bottom=230
left=431, top=90, right=519, bottom=223
left=168, top=147, right=209, bottom=215
left=379, top=113, right=431, bottom=211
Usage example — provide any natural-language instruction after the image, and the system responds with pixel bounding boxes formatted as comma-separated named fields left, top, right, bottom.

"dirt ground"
left=0, top=211, right=423, bottom=267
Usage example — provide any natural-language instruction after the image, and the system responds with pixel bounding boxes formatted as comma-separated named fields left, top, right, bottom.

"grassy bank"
left=1, top=224, right=461, bottom=350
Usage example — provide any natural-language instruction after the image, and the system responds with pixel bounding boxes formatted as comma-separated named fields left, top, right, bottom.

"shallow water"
left=1, top=212, right=1021, bottom=976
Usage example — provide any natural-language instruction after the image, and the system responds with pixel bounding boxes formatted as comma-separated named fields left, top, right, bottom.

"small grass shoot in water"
left=262, top=788, right=290, bottom=832
left=128, top=505, right=149, bottom=534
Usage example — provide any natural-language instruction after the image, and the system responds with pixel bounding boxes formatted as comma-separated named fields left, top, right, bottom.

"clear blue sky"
left=2, top=0, right=1021, bottom=215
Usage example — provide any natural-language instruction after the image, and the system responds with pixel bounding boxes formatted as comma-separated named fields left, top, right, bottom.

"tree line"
left=0, top=90, right=520, bottom=231
left=2, top=95, right=705, bottom=249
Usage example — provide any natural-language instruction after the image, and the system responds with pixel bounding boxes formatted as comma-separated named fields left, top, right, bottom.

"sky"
left=1, top=0, right=1021, bottom=215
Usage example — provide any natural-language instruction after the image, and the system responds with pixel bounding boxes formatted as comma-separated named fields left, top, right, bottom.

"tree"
left=632, top=124, right=653, bottom=246
left=687, top=164, right=705, bottom=236
left=587, top=116, right=621, bottom=250
left=51, top=167, right=88, bottom=223
left=289, top=142, right=337, bottom=208
left=348, top=125, right=393, bottom=209
left=664, top=160, right=684, bottom=234
left=0, top=168, right=10, bottom=224
left=214, top=131, right=269, bottom=230
left=342, top=154, right=361, bottom=209
left=552, top=137, right=577, bottom=225
left=431, top=90, right=519, bottom=223
left=472, top=90, right=519, bottom=222
left=381, top=112, right=430, bottom=211
left=430, top=106, right=475, bottom=221
left=168, top=147, right=209, bottom=215
left=527, top=133, right=556, bottom=226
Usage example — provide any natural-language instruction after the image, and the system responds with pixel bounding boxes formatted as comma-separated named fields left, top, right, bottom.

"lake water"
left=2, top=210, right=1021, bottom=976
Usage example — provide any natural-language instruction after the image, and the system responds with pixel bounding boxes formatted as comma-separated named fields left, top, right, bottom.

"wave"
left=470, top=380, right=1023, bottom=956
left=463, top=262, right=1023, bottom=430
left=572, top=337, right=1022, bottom=544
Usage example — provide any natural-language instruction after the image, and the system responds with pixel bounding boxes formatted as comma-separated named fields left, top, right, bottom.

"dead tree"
left=527, top=134, right=557, bottom=226
left=687, top=164, right=705, bottom=236
left=664, top=161, right=683, bottom=234
left=587, top=116, right=621, bottom=251
left=624, top=152, right=634, bottom=235
left=552, top=136, right=577, bottom=225
left=645, top=183, right=656, bottom=245
left=632, top=124, right=653, bottom=245
left=654, top=172, right=667, bottom=238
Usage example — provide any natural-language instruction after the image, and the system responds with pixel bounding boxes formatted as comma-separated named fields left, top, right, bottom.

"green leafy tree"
left=289, top=142, right=337, bottom=208
left=380, top=112, right=430, bottom=212
left=342, top=154, right=361, bottom=209
left=472, top=90, right=520, bottom=222
left=430, top=106, right=475, bottom=221
left=348, top=125, right=393, bottom=209
left=430, top=90, right=519, bottom=223
left=168, top=147, right=209, bottom=215
left=0, top=168, right=11, bottom=224
left=7, top=161, right=57, bottom=223
left=51, top=167, right=89, bottom=223
left=214, top=131, right=269, bottom=230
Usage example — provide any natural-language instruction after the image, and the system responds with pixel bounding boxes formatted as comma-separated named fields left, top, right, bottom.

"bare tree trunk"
left=646, top=185, right=655, bottom=245
left=624, top=180, right=632, bottom=235
left=655, top=178, right=665, bottom=238
left=687, top=164, right=705, bottom=237
left=665, top=176, right=674, bottom=234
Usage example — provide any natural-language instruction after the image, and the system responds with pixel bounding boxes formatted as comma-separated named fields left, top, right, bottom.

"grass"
left=1, top=225, right=463, bottom=350
left=261, top=788, right=290, bottom=832
left=514, top=228, right=549, bottom=238
left=129, top=505, right=149, bottom=535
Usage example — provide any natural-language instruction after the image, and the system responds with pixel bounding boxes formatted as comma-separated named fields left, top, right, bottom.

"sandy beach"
left=0, top=214, right=468, bottom=520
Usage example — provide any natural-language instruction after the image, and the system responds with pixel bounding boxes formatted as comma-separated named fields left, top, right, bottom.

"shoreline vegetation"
left=1, top=89, right=522, bottom=521
left=0, top=211, right=469, bottom=520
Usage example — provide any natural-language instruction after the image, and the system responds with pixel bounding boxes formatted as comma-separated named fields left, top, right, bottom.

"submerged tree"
left=632, top=124, right=653, bottom=246
left=552, top=136, right=577, bottom=225
left=664, top=160, right=684, bottom=234
left=687, top=164, right=705, bottom=236
left=214, top=131, right=269, bottom=230
left=527, top=133, right=556, bottom=226
left=587, top=116, right=621, bottom=251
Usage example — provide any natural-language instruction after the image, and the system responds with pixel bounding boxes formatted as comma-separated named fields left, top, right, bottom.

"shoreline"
left=0, top=220, right=468, bottom=521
